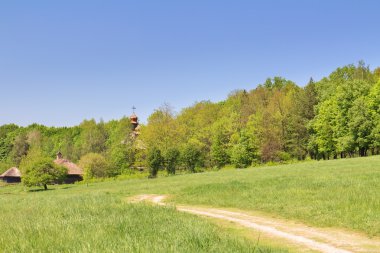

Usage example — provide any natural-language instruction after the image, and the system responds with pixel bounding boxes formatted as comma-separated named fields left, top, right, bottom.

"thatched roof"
left=0, top=167, right=21, bottom=178
left=54, top=159, right=83, bottom=175
left=0, top=157, right=83, bottom=179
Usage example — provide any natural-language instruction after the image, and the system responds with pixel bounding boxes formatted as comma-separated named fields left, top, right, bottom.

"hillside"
left=1, top=156, right=379, bottom=252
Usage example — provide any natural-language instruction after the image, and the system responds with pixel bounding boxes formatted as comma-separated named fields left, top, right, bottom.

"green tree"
left=20, top=150, right=67, bottom=190
left=106, top=117, right=136, bottom=174
left=108, top=143, right=135, bottom=174
left=231, top=130, right=256, bottom=168
left=348, top=96, right=373, bottom=156
left=11, top=133, right=29, bottom=165
left=140, top=104, right=183, bottom=155
left=210, top=126, right=230, bottom=168
left=165, top=148, right=180, bottom=175
left=367, top=80, right=380, bottom=153
left=79, top=119, right=108, bottom=156
left=79, top=153, right=111, bottom=180
left=147, top=147, right=163, bottom=178
left=181, top=144, right=200, bottom=173
left=309, top=99, right=338, bottom=159
left=176, top=101, right=222, bottom=168
left=0, top=124, right=19, bottom=161
left=0, top=160, right=12, bottom=174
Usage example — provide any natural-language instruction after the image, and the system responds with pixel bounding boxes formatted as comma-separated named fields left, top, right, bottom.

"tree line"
left=1, top=62, right=380, bottom=179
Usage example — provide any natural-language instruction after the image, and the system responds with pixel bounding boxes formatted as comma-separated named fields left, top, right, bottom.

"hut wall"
left=2, top=177, right=21, bottom=183
left=64, top=175, right=83, bottom=184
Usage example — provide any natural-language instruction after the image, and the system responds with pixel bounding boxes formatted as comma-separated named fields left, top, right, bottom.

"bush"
left=20, top=151, right=67, bottom=190
left=181, top=144, right=200, bottom=173
left=0, top=161, right=12, bottom=174
left=147, top=147, right=163, bottom=178
left=231, top=144, right=251, bottom=168
left=231, top=130, right=256, bottom=168
left=165, top=148, right=180, bottom=175
left=277, top=151, right=292, bottom=162
left=79, top=153, right=111, bottom=180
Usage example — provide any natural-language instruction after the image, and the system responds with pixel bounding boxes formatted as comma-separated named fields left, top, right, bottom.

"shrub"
left=0, top=161, right=12, bottom=174
left=181, top=144, right=200, bottom=173
left=231, top=144, right=251, bottom=168
left=147, top=147, right=163, bottom=178
left=277, top=151, right=292, bottom=162
left=79, top=153, right=110, bottom=180
left=231, top=130, right=256, bottom=168
left=165, top=148, right=180, bottom=175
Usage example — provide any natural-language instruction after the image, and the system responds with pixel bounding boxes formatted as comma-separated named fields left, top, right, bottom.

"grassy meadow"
left=1, top=156, right=380, bottom=252
left=0, top=190, right=284, bottom=253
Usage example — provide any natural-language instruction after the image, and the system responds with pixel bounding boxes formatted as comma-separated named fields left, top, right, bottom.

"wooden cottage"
left=0, top=167, right=21, bottom=183
left=54, top=152, right=83, bottom=184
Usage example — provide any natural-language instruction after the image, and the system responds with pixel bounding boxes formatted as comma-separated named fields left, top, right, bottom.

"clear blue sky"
left=1, top=0, right=379, bottom=127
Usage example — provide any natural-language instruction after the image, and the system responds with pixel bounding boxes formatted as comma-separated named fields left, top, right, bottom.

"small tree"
left=79, top=153, right=110, bottom=181
left=165, top=148, right=180, bottom=175
left=181, top=144, right=200, bottom=173
left=231, top=144, right=251, bottom=168
left=147, top=147, right=163, bottom=178
left=11, top=133, right=29, bottom=166
left=211, top=128, right=230, bottom=168
left=108, top=143, right=135, bottom=175
left=20, top=151, right=67, bottom=190
left=231, top=130, right=256, bottom=168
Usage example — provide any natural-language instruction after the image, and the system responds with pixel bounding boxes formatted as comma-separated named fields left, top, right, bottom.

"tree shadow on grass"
left=28, top=188, right=55, bottom=192
left=27, top=184, right=77, bottom=192
left=61, top=186, right=75, bottom=190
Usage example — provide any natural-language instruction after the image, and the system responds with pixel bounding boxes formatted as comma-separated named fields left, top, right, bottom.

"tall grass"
left=1, top=156, right=379, bottom=252
left=60, top=155, right=379, bottom=237
left=0, top=189, right=286, bottom=252
left=174, top=157, right=380, bottom=236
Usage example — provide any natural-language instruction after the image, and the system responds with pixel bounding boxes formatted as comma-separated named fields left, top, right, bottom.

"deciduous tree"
left=20, top=150, right=67, bottom=190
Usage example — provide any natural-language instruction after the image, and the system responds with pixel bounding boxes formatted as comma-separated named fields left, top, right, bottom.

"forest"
left=1, top=62, right=380, bottom=178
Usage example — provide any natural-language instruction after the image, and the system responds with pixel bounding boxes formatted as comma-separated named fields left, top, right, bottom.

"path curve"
left=130, top=195, right=380, bottom=253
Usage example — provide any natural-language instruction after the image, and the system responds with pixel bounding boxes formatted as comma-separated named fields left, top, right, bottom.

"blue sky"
left=0, top=0, right=379, bottom=126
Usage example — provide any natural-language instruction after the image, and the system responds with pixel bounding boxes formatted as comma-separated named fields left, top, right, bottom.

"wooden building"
left=130, top=112, right=141, bottom=137
left=0, top=167, right=21, bottom=183
left=54, top=152, right=83, bottom=184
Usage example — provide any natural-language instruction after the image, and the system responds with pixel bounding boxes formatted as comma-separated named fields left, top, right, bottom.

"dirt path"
left=130, top=194, right=380, bottom=253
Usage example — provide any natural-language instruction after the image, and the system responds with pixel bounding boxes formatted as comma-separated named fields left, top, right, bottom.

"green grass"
left=1, top=156, right=380, bottom=252
left=0, top=186, right=286, bottom=252
left=175, top=158, right=380, bottom=236
left=75, top=156, right=379, bottom=237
